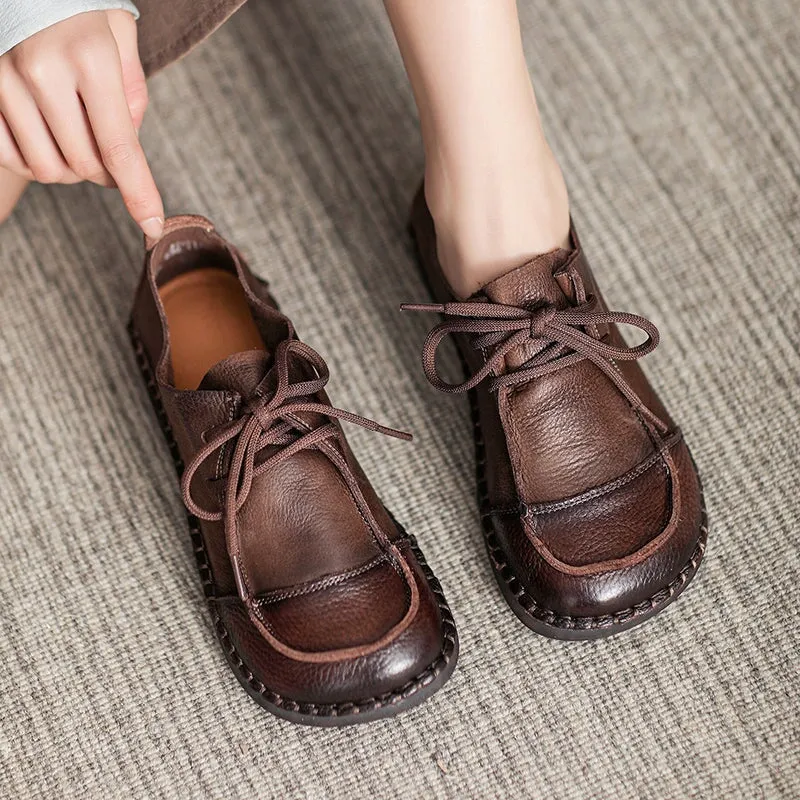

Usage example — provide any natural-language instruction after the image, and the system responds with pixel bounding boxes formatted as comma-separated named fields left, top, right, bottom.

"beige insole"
left=159, top=268, right=266, bottom=390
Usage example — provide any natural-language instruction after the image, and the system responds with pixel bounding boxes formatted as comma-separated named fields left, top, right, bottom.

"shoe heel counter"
left=129, top=256, right=166, bottom=375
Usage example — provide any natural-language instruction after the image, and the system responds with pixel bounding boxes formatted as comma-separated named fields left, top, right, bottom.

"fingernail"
left=140, top=216, right=164, bottom=240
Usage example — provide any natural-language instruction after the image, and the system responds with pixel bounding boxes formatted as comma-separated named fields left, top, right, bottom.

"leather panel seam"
left=523, top=430, right=682, bottom=516
left=254, top=554, right=388, bottom=606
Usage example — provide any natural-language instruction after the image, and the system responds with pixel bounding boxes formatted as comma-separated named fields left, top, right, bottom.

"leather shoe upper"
left=130, top=215, right=454, bottom=706
left=406, top=187, right=705, bottom=625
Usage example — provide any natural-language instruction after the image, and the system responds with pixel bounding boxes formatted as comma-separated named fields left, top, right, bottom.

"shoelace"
left=180, top=337, right=411, bottom=598
left=401, top=294, right=668, bottom=434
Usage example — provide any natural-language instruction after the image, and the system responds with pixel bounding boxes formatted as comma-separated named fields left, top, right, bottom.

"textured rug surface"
left=1, top=1, right=798, bottom=798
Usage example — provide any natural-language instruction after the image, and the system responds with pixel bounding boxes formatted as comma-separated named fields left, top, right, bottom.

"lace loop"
left=401, top=295, right=667, bottom=433
left=179, top=338, right=412, bottom=601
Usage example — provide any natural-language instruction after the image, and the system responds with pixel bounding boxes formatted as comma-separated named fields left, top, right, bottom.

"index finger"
left=78, top=43, right=163, bottom=238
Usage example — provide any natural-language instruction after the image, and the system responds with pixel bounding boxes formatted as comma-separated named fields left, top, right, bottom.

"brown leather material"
left=214, top=539, right=445, bottom=705
left=492, top=441, right=703, bottom=618
left=530, top=451, right=672, bottom=566
left=129, top=215, right=457, bottom=722
left=406, top=185, right=707, bottom=637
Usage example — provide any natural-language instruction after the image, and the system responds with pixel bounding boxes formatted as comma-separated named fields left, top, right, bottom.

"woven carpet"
left=1, top=0, right=798, bottom=797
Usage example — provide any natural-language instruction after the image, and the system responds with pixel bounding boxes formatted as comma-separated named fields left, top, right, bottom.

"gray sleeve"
left=0, top=1, right=139, bottom=57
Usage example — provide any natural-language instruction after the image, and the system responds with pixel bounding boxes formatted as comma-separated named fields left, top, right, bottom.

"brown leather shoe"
left=405, top=187, right=707, bottom=639
left=129, top=215, right=458, bottom=724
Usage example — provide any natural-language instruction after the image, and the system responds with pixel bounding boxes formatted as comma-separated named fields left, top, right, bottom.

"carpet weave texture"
left=1, top=1, right=798, bottom=797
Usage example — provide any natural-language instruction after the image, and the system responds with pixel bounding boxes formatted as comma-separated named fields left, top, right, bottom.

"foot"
left=130, top=216, right=458, bottom=724
left=405, top=186, right=707, bottom=639
left=424, top=143, right=571, bottom=300
left=0, top=167, right=29, bottom=224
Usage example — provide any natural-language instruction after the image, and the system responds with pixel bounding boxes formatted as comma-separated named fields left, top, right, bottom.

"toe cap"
left=212, top=536, right=455, bottom=707
left=495, top=438, right=706, bottom=620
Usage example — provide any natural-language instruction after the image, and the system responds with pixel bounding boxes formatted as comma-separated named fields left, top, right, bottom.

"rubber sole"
left=128, top=320, right=459, bottom=726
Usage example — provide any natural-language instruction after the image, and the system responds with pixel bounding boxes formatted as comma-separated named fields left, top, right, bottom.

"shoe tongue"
left=479, top=247, right=573, bottom=308
left=478, top=248, right=574, bottom=372
left=476, top=245, right=656, bottom=503
left=198, top=349, right=271, bottom=397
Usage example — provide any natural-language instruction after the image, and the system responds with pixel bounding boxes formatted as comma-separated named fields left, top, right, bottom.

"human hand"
left=0, top=10, right=164, bottom=238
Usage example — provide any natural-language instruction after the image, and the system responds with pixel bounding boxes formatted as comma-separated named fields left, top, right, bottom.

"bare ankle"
left=425, top=148, right=571, bottom=299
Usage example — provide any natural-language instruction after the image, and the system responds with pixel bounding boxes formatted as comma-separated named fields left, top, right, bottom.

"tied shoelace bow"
left=401, top=294, right=668, bottom=434
left=180, top=338, right=411, bottom=598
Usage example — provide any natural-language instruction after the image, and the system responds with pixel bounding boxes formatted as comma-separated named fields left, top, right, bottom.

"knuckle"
left=14, top=54, right=50, bottom=86
left=100, top=139, right=136, bottom=170
left=125, top=194, right=157, bottom=215
left=69, top=35, right=111, bottom=75
left=32, top=163, right=65, bottom=184
left=73, top=157, right=105, bottom=182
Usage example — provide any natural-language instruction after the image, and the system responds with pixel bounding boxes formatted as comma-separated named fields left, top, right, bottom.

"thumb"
left=107, top=9, right=148, bottom=131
